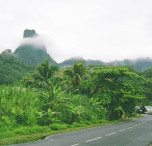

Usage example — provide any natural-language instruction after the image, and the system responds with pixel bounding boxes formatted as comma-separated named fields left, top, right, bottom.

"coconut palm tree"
left=64, top=61, right=87, bottom=86
left=34, top=60, right=58, bottom=85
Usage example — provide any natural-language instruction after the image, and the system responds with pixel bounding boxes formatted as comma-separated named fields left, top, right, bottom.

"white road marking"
left=127, top=127, right=132, bottom=129
left=118, top=129, right=126, bottom=132
left=105, top=132, right=116, bottom=136
left=71, top=144, right=79, bottom=146
left=85, top=137, right=102, bottom=142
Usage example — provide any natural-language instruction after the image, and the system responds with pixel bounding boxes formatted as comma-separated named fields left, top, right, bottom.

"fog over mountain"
left=13, top=29, right=57, bottom=67
left=107, top=58, right=152, bottom=71
left=1, top=29, right=152, bottom=71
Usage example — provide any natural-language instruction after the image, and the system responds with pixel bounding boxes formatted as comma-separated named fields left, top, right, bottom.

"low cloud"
left=19, top=36, right=45, bottom=48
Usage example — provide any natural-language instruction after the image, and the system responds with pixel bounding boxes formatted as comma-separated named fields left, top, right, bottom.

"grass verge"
left=0, top=115, right=142, bottom=145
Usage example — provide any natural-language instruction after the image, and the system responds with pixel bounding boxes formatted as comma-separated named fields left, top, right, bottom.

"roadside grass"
left=0, top=116, right=142, bottom=145
left=133, top=114, right=143, bottom=118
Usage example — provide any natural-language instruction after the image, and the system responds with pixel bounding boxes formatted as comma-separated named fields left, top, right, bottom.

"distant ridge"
left=58, top=57, right=152, bottom=71
left=59, top=57, right=104, bottom=68
left=108, top=57, right=152, bottom=71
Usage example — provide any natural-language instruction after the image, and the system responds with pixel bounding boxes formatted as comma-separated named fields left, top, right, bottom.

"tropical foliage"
left=63, top=61, right=87, bottom=86
left=22, top=60, right=58, bottom=88
left=79, top=67, right=145, bottom=119
left=0, top=54, right=33, bottom=85
left=0, top=60, right=151, bottom=144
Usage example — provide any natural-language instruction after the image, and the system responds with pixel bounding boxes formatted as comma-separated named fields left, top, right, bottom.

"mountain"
left=10, top=29, right=152, bottom=71
left=84, top=59, right=105, bottom=66
left=13, top=29, right=57, bottom=67
left=2, top=29, right=152, bottom=85
left=23, top=29, right=38, bottom=38
left=59, top=57, right=82, bottom=68
left=108, top=58, right=152, bottom=71
left=59, top=57, right=152, bottom=71
left=0, top=49, right=34, bottom=85
left=59, top=57, right=104, bottom=68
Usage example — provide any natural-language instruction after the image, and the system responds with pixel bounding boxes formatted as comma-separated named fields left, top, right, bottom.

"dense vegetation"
left=0, top=59, right=152, bottom=144
left=0, top=53, right=33, bottom=85
left=1, top=29, right=152, bottom=144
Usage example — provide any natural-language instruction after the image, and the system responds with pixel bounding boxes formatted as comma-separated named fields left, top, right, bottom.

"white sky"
left=0, top=0, right=152, bottom=63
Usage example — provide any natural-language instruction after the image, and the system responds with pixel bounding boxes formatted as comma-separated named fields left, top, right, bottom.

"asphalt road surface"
left=14, top=115, right=152, bottom=146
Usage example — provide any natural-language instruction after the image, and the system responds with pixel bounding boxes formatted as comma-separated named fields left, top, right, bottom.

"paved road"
left=15, top=115, right=152, bottom=146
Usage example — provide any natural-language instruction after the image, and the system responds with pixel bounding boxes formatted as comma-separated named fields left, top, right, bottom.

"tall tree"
left=22, top=60, right=58, bottom=88
left=34, top=60, right=58, bottom=85
left=63, top=62, right=87, bottom=86
left=79, top=66, right=145, bottom=119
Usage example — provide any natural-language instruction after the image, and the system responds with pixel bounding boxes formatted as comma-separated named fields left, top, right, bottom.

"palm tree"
left=64, top=61, right=87, bottom=86
left=34, top=60, right=58, bottom=85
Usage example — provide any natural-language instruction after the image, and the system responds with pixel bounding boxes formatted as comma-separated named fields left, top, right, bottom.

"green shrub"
left=110, top=106, right=125, bottom=120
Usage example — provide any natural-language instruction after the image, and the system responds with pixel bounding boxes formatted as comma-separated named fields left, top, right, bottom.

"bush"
left=110, top=106, right=125, bottom=120
left=98, top=119, right=108, bottom=123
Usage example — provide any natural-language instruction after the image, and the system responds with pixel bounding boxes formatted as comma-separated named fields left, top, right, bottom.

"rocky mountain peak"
left=23, top=29, right=38, bottom=38
left=13, top=29, right=57, bottom=67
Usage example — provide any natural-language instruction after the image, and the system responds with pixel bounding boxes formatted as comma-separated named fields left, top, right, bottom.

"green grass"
left=49, top=123, right=68, bottom=130
left=0, top=117, right=140, bottom=145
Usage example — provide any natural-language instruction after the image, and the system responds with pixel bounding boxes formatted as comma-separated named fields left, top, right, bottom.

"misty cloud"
left=19, top=36, right=45, bottom=48
left=1, top=0, right=152, bottom=62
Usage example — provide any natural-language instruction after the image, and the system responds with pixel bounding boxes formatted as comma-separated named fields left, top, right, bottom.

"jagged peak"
left=23, top=29, right=38, bottom=38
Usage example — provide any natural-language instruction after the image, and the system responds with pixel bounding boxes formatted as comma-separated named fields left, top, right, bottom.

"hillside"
left=0, top=50, right=34, bottom=85
left=14, top=44, right=57, bottom=67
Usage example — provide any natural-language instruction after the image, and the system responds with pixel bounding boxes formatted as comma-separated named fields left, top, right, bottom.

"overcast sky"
left=0, top=0, right=152, bottom=63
